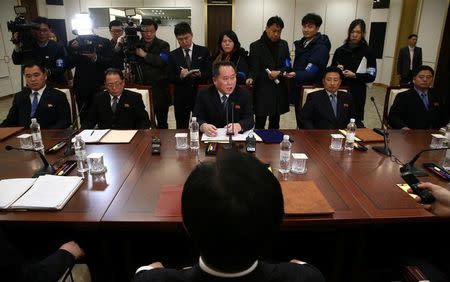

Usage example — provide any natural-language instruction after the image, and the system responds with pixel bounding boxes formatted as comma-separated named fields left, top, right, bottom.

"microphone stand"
left=370, top=97, right=391, bottom=156
left=64, top=102, right=85, bottom=156
left=5, top=145, right=56, bottom=177
left=223, top=100, right=235, bottom=150
left=400, top=147, right=450, bottom=177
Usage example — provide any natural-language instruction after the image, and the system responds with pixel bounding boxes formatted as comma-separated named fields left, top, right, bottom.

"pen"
left=90, top=130, right=95, bottom=136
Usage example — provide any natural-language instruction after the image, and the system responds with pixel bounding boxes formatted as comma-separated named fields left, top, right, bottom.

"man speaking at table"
left=193, top=61, right=254, bottom=137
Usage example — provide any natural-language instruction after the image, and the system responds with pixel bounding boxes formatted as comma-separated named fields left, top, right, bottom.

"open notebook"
left=201, top=129, right=262, bottom=143
left=0, top=175, right=83, bottom=210
left=73, top=129, right=138, bottom=143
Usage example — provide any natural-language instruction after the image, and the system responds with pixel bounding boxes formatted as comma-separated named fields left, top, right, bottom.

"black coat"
left=299, top=90, right=361, bottom=129
left=388, top=88, right=448, bottom=129
left=82, top=89, right=150, bottom=129
left=248, top=34, right=291, bottom=116
left=1, top=86, right=71, bottom=129
left=397, top=46, right=422, bottom=79
left=193, top=85, right=254, bottom=131
left=134, top=37, right=170, bottom=84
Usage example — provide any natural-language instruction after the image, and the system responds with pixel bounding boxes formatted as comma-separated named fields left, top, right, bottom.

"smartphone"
left=423, top=163, right=450, bottom=181
left=151, top=137, right=161, bottom=155
left=401, top=171, right=435, bottom=204
left=55, top=160, right=77, bottom=176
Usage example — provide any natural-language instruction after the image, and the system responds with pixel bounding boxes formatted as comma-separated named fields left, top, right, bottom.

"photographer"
left=130, top=19, right=170, bottom=129
left=109, top=20, right=125, bottom=70
left=67, top=31, right=112, bottom=118
left=11, top=17, right=68, bottom=86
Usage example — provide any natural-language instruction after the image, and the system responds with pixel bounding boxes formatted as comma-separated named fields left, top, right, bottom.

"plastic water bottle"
left=344, top=118, right=356, bottom=151
left=30, top=118, right=44, bottom=153
left=189, top=117, right=200, bottom=150
left=279, top=135, right=291, bottom=173
left=74, top=135, right=89, bottom=173
left=445, top=122, right=450, bottom=145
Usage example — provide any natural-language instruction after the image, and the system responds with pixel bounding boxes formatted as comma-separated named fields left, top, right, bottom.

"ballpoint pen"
left=90, top=130, right=95, bottom=136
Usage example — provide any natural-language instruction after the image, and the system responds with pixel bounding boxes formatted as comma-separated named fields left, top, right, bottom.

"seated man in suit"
left=133, top=150, right=325, bottom=282
left=388, top=65, right=448, bottom=129
left=299, top=66, right=362, bottom=129
left=193, top=61, right=254, bottom=136
left=82, top=68, right=150, bottom=129
left=1, top=62, right=71, bottom=129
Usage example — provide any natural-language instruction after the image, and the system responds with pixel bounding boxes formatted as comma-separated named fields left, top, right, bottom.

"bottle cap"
left=192, top=117, right=197, bottom=122
left=31, top=118, right=37, bottom=122
left=283, top=134, right=289, bottom=140
left=350, top=118, right=355, bottom=123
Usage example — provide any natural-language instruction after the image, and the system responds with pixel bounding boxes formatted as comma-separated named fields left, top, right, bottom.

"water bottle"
left=445, top=122, right=450, bottom=145
left=30, top=118, right=44, bottom=153
left=344, top=118, right=356, bottom=151
left=190, top=117, right=200, bottom=150
left=279, top=135, right=291, bottom=173
left=74, top=135, right=89, bottom=173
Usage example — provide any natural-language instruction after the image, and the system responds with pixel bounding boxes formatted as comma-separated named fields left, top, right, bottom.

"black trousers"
left=400, top=70, right=413, bottom=85
left=255, top=115, right=280, bottom=129
left=152, top=83, right=169, bottom=129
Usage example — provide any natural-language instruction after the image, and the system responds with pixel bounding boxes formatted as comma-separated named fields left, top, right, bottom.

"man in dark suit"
left=168, top=22, right=211, bottom=129
left=193, top=61, right=254, bottom=136
left=389, top=65, right=448, bottom=129
left=397, top=34, right=422, bottom=86
left=1, top=62, right=71, bottom=129
left=246, top=16, right=294, bottom=129
left=299, top=66, right=362, bottom=129
left=82, top=68, right=150, bottom=129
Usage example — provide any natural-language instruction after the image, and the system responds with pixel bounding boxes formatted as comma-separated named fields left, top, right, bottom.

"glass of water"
left=430, top=134, right=446, bottom=149
left=17, top=134, right=34, bottom=149
left=330, top=134, right=345, bottom=151
left=175, top=133, right=188, bottom=150
left=88, top=153, right=107, bottom=174
left=291, top=153, right=308, bottom=174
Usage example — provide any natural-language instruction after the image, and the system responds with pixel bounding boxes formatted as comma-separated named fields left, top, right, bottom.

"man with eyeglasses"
left=82, top=68, right=150, bottom=129
left=12, top=16, right=68, bottom=85
left=109, top=20, right=125, bottom=70
left=388, top=65, right=448, bottom=129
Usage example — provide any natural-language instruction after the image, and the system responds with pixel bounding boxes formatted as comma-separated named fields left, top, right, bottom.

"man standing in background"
left=397, top=34, right=422, bottom=86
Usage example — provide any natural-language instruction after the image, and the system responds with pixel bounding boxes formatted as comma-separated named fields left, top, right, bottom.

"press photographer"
left=10, top=12, right=68, bottom=86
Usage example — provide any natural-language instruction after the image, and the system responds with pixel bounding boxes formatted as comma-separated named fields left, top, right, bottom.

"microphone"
left=223, top=100, right=235, bottom=149
left=400, top=147, right=450, bottom=177
left=64, top=102, right=86, bottom=156
left=370, top=96, right=391, bottom=156
left=5, top=145, right=56, bottom=177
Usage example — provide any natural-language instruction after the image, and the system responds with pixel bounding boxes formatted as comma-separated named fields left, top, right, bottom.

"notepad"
left=74, top=130, right=138, bottom=143
left=0, top=175, right=83, bottom=210
left=201, top=129, right=262, bottom=143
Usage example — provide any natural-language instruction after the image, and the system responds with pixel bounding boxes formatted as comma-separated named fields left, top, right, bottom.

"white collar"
left=217, top=90, right=229, bottom=99
left=199, top=257, right=258, bottom=278
left=109, top=93, right=121, bottom=100
left=30, top=85, right=47, bottom=96
left=325, top=90, right=337, bottom=97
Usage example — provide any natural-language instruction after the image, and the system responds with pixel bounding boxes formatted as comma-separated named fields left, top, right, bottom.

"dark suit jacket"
left=397, top=46, right=422, bottom=78
left=1, top=87, right=70, bottom=129
left=82, top=89, right=150, bottom=129
left=193, top=85, right=254, bottom=131
left=299, top=90, right=361, bottom=129
left=388, top=88, right=448, bottom=129
left=168, top=44, right=212, bottom=109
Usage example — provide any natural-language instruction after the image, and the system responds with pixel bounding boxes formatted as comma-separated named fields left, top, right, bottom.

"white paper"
left=11, top=175, right=83, bottom=210
left=356, top=57, right=367, bottom=74
left=73, top=129, right=110, bottom=143
left=201, top=128, right=262, bottom=143
left=0, top=178, right=36, bottom=209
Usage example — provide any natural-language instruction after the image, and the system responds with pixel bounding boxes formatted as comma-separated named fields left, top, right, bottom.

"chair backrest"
left=383, top=86, right=410, bottom=122
left=125, top=84, right=155, bottom=127
left=55, top=87, right=79, bottom=128
left=299, top=85, right=349, bottom=109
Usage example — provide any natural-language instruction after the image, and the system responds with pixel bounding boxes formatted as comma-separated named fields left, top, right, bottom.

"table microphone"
left=370, top=97, right=391, bottom=156
left=400, top=147, right=450, bottom=177
left=5, top=145, right=56, bottom=177
left=223, top=101, right=235, bottom=149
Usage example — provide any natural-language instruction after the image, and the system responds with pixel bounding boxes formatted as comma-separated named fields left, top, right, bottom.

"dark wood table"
left=0, top=129, right=149, bottom=222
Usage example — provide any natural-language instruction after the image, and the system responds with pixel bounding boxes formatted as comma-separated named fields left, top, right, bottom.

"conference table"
left=0, top=129, right=448, bottom=227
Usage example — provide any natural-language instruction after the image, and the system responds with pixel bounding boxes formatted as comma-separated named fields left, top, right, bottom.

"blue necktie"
left=330, top=94, right=337, bottom=117
left=30, top=92, right=39, bottom=118
left=420, top=93, right=429, bottom=110
left=221, top=95, right=228, bottom=111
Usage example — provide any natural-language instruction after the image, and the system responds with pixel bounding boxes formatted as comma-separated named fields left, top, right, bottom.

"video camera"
left=122, top=9, right=142, bottom=60
left=7, top=6, right=39, bottom=52
left=76, top=35, right=100, bottom=54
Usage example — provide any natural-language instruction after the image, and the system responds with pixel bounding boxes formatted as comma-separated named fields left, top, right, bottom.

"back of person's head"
left=174, top=22, right=192, bottom=36
left=141, top=18, right=158, bottom=30
left=182, top=149, right=284, bottom=272
left=217, top=30, right=241, bottom=52
left=324, top=66, right=343, bottom=79
left=266, top=16, right=284, bottom=29
left=109, top=20, right=122, bottom=30
left=301, top=13, right=322, bottom=27
left=32, top=16, right=51, bottom=28
left=413, top=65, right=435, bottom=77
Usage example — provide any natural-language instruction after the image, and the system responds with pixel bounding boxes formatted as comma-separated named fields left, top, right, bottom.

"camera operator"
left=131, top=18, right=170, bottom=129
left=67, top=31, right=113, bottom=119
left=11, top=17, right=68, bottom=86
left=109, top=20, right=125, bottom=70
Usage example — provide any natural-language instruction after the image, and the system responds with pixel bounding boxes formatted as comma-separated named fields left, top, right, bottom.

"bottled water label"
left=280, top=150, right=290, bottom=160
left=76, top=150, right=87, bottom=160
left=190, top=132, right=199, bottom=141
left=346, top=132, right=355, bottom=142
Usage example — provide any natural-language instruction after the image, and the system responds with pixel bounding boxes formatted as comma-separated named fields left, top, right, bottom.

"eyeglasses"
left=106, top=81, right=123, bottom=88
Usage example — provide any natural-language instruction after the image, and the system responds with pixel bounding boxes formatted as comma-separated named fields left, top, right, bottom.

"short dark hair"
left=32, top=17, right=51, bottom=29
left=174, top=22, right=192, bottom=36
left=140, top=18, right=158, bottom=30
left=301, top=13, right=322, bottom=27
left=212, top=61, right=237, bottom=77
left=23, top=62, right=46, bottom=74
left=109, top=20, right=123, bottom=30
left=346, top=19, right=367, bottom=44
left=413, top=65, right=435, bottom=77
left=408, top=34, right=418, bottom=39
left=324, top=66, right=343, bottom=79
left=266, top=16, right=284, bottom=29
left=217, top=30, right=241, bottom=53
left=182, top=149, right=284, bottom=272
left=104, top=68, right=124, bottom=80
